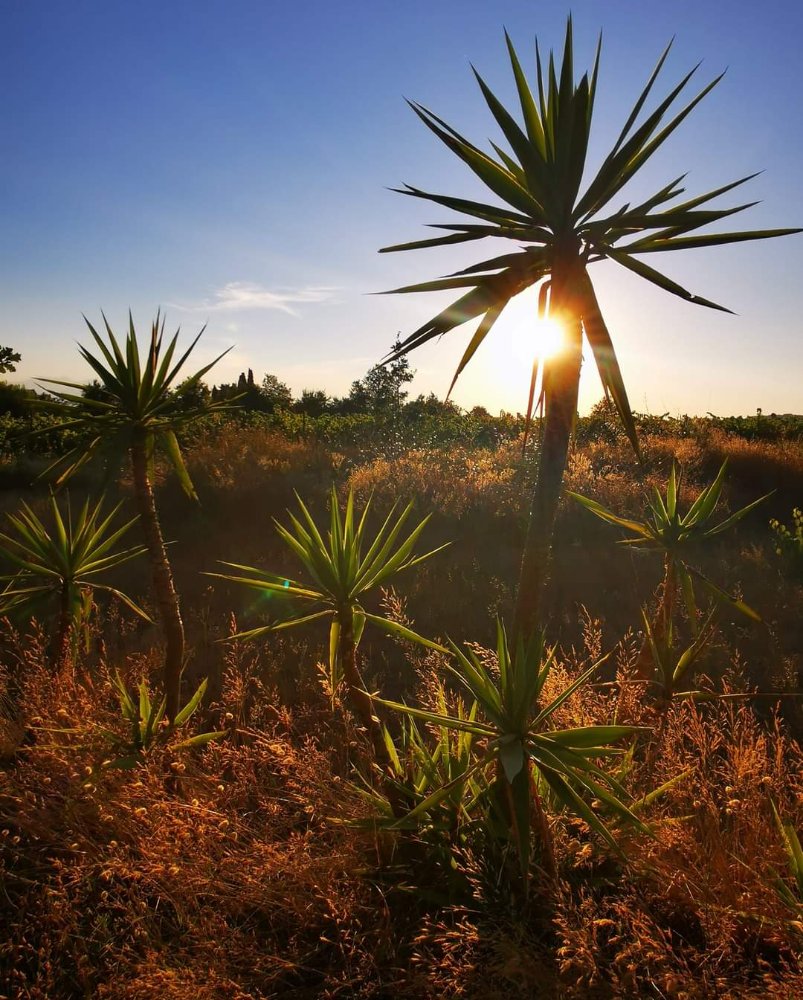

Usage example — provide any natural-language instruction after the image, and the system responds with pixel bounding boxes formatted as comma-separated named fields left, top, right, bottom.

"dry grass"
left=1, top=424, right=802, bottom=997
left=1, top=640, right=396, bottom=998
left=347, top=441, right=526, bottom=521
left=2, top=618, right=801, bottom=997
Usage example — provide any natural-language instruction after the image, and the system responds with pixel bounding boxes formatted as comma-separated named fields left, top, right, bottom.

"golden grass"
left=1, top=614, right=801, bottom=997
left=1, top=425, right=802, bottom=997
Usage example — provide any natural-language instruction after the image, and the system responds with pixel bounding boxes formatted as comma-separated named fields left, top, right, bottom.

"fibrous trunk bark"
left=514, top=250, right=583, bottom=641
left=130, top=436, right=185, bottom=721
left=633, top=552, right=676, bottom=684
left=338, top=612, right=403, bottom=819
left=338, top=610, right=391, bottom=768
left=50, top=584, right=73, bottom=672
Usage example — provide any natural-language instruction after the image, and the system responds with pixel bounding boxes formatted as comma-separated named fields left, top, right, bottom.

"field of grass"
left=1, top=416, right=802, bottom=998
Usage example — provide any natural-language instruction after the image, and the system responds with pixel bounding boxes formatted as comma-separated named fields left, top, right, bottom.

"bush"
left=771, top=507, right=803, bottom=581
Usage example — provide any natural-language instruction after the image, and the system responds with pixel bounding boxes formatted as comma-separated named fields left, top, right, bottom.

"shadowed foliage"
left=571, top=461, right=770, bottom=683
left=376, top=620, right=648, bottom=885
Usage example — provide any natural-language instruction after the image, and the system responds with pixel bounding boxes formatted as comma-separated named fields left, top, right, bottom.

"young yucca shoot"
left=105, top=674, right=226, bottom=768
left=769, top=800, right=803, bottom=921
left=351, top=704, right=480, bottom=835
left=208, top=486, right=449, bottom=761
left=375, top=620, right=649, bottom=889
left=640, top=605, right=719, bottom=704
left=0, top=494, right=150, bottom=670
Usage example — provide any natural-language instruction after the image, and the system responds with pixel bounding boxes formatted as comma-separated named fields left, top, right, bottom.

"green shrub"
left=770, top=507, right=803, bottom=580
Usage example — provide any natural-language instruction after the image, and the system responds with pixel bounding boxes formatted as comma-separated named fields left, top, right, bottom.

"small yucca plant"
left=353, top=683, right=481, bottom=835
left=639, top=606, right=719, bottom=704
left=571, top=461, right=769, bottom=679
left=210, top=487, right=449, bottom=759
left=0, top=494, right=150, bottom=670
left=349, top=695, right=485, bottom=898
left=770, top=800, right=803, bottom=925
left=376, top=620, right=648, bottom=887
left=104, top=674, right=225, bottom=768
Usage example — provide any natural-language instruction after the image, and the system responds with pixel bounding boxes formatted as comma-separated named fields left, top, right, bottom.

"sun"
left=467, top=303, right=568, bottom=412
left=510, top=317, right=565, bottom=366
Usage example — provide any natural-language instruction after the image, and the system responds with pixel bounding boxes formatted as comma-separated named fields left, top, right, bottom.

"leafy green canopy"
left=0, top=346, right=21, bottom=374
left=381, top=18, right=799, bottom=450
left=37, top=312, right=233, bottom=497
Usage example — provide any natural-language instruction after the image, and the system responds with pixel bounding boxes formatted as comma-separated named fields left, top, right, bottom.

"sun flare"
left=511, top=317, right=565, bottom=365
left=482, top=311, right=568, bottom=409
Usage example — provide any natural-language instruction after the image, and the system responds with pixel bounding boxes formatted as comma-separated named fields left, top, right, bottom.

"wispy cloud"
left=171, top=282, right=339, bottom=316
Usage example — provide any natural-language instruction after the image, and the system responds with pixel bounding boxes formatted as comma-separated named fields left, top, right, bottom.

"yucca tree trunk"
left=530, top=769, right=557, bottom=882
left=130, top=437, right=185, bottom=721
left=633, top=552, right=677, bottom=683
left=50, top=584, right=73, bottom=672
left=338, top=613, right=406, bottom=817
left=338, top=609, right=390, bottom=767
left=514, top=250, right=583, bottom=640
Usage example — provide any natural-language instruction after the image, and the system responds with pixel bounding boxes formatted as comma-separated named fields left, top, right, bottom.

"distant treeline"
left=1, top=351, right=801, bottom=462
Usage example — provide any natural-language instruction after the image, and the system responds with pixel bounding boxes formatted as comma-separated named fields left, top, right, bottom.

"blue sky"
left=2, top=0, right=802, bottom=415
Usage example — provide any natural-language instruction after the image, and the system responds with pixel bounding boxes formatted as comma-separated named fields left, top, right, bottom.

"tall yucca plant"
left=381, top=18, right=799, bottom=638
left=37, top=312, right=232, bottom=718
